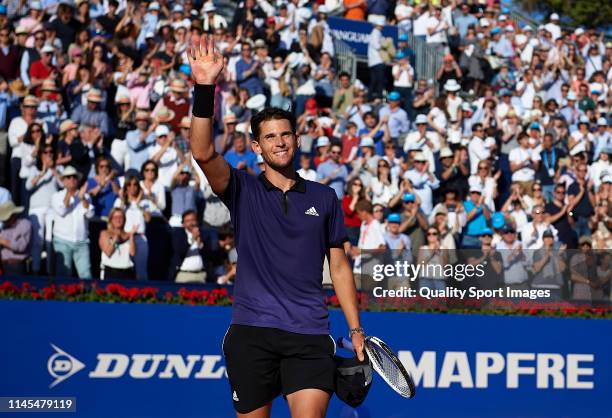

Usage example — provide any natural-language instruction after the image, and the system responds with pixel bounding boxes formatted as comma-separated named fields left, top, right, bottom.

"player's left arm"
left=328, top=247, right=365, bottom=361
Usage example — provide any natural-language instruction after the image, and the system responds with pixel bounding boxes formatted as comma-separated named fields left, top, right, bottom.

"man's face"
left=183, top=213, right=198, bottom=230
left=233, top=136, right=246, bottom=153
left=543, top=236, right=554, bottom=248
left=87, top=100, right=97, bottom=111
left=576, top=164, right=587, bottom=180
left=136, top=118, right=148, bottom=130
left=329, top=145, right=341, bottom=163
left=252, top=119, right=297, bottom=170
left=365, top=114, right=376, bottom=127
left=340, top=75, right=350, bottom=89
left=543, top=135, right=553, bottom=149
left=241, top=44, right=252, bottom=59
left=532, top=206, right=544, bottom=222
left=63, top=175, right=78, bottom=191
left=503, top=230, right=515, bottom=244
left=554, top=187, right=565, bottom=201
left=388, top=222, right=399, bottom=234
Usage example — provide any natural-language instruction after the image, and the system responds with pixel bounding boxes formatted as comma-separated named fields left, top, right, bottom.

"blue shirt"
left=224, top=149, right=258, bottom=172
left=464, top=199, right=488, bottom=236
left=171, top=184, right=197, bottom=217
left=378, top=105, right=410, bottom=138
left=316, top=159, right=348, bottom=199
left=86, top=177, right=118, bottom=217
left=71, top=105, right=110, bottom=136
left=235, top=58, right=264, bottom=96
left=221, top=168, right=348, bottom=334
left=126, top=129, right=157, bottom=171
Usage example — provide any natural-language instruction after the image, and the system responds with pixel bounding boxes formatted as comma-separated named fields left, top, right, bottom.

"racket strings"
left=368, top=344, right=412, bottom=397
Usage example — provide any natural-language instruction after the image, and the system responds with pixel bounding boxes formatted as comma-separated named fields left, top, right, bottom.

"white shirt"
left=426, top=16, right=447, bottom=44
left=468, top=136, right=490, bottom=174
left=403, top=169, right=439, bottom=213
left=7, top=117, right=28, bottom=159
left=392, top=63, right=414, bottom=88
left=447, top=96, right=463, bottom=121
left=496, top=240, right=528, bottom=284
left=370, top=178, right=399, bottom=206
left=413, top=11, right=430, bottom=36
left=149, top=144, right=179, bottom=189
left=180, top=229, right=205, bottom=272
left=51, top=189, right=94, bottom=242
left=509, top=146, right=540, bottom=182
left=368, top=28, right=383, bottom=67
left=354, top=218, right=386, bottom=274
left=520, top=222, right=558, bottom=250
left=297, top=168, right=317, bottom=182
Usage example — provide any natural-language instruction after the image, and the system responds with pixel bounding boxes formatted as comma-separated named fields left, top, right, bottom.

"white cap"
left=369, top=15, right=386, bottom=27
left=578, top=115, right=590, bottom=125
left=360, top=137, right=375, bottom=148
left=550, top=13, right=559, bottom=20
left=575, top=28, right=585, bottom=35
left=155, top=125, right=170, bottom=137
left=246, top=94, right=266, bottom=112
left=148, top=2, right=160, bottom=11
left=440, top=147, right=454, bottom=158
left=317, top=5, right=328, bottom=14
left=597, top=117, right=608, bottom=126
left=461, top=102, right=472, bottom=111
left=30, top=1, right=42, bottom=10
left=316, top=136, right=330, bottom=147
left=505, top=25, right=515, bottom=32
left=172, top=4, right=184, bottom=13
left=41, top=45, right=55, bottom=54
left=523, top=25, right=533, bottom=32
left=415, top=114, right=428, bottom=124
left=484, top=136, right=496, bottom=148
left=566, top=91, right=577, bottom=101
left=203, top=2, right=216, bottom=12
left=413, top=151, right=427, bottom=162
left=602, top=175, right=612, bottom=184
left=448, top=130, right=462, bottom=144
left=145, top=31, right=155, bottom=39
left=499, top=15, right=507, bottom=21
left=479, top=17, right=490, bottom=27
left=470, top=184, right=483, bottom=193
left=570, top=142, right=586, bottom=156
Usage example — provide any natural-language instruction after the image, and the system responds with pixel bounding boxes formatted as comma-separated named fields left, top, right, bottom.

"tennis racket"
left=339, top=336, right=416, bottom=399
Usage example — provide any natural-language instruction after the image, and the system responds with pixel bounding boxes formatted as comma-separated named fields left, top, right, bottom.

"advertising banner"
left=327, top=16, right=398, bottom=57
left=1, top=300, right=610, bottom=417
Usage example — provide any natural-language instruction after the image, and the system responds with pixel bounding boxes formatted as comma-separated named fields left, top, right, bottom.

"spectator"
left=467, top=228, right=503, bottom=290
left=399, top=192, right=427, bottom=259
left=531, top=230, right=566, bottom=300
left=8, top=95, right=38, bottom=205
left=462, top=184, right=492, bottom=248
left=26, top=142, right=61, bottom=275
left=545, top=183, right=577, bottom=249
left=568, top=162, right=596, bottom=238
left=169, top=162, right=200, bottom=228
left=496, top=224, right=529, bottom=290
left=224, top=132, right=257, bottom=175
left=367, top=15, right=387, bottom=100
left=368, top=159, right=400, bottom=207
left=402, top=151, right=439, bottom=214
left=0, top=26, right=20, bottom=81
left=297, top=154, right=317, bottom=182
left=169, top=209, right=208, bottom=284
left=417, top=226, right=449, bottom=291
left=140, top=160, right=166, bottom=217
left=344, top=0, right=367, bottom=21
left=342, top=178, right=366, bottom=246
left=71, top=89, right=110, bottom=137
left=98, top=207, right=136, bottom=280
left=570, top=236, right=597, bottom=300
left=148, top=124, right=179, bottom=189
left=351, top=199, right=386, bottom=288
left=126, top=111, right=157, bottom=172
left=317, top=143, right=348, bottom=199
left=0, top=200, right=31, bottom=274
left=86, top=156, right=120, bottom=217
left=51, top=166, right=93, bottom=279
left=113, top=174, right=151, bottom=280
left=379, top=91, right=410, bottom=142
left=153, top=79, right=190, bottom=134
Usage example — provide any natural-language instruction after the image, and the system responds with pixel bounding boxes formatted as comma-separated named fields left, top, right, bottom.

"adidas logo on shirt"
left=305, top=207, right=319, bottom=216
left=233, top=391, right=239, bottom=402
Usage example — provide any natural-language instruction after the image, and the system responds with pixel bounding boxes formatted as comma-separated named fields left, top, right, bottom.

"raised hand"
left=187, top=34, right=224, bottom=85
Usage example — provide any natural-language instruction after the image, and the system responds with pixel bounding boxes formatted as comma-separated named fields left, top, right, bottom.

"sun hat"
left=0, top=201, right=24, bottom=222
left=59, top=119, right=78, bottom=135
left=86, top=89, right=103, bottom=103
left=154, top=106, right=176, bottom=123
left=360, top=137, right=375, bottom=148
left=155, top=125, right=170, bottom=137
left=444, top=79, right=461, bottom=92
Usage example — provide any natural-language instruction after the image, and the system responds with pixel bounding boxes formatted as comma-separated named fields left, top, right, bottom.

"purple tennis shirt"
left=220, top=167, right=348, bottom=335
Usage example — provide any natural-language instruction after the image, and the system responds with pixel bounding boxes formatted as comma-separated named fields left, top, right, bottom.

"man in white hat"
left=126, top=110, right=157, bottom=171
left=71, top=89, right=110, bottom=136
left=136, top=1, right=160, bottom=49
left=37, top=79, right=66, bottom=135
left=51, top=166, right=93, bottom=279
left=148, top=125, right=179, bottom=189
left=152, top=78, right=190, bottom=134
left=403, top=151, right=440, bottom=213
left=0, top=200, right=31, bottom=275
left=367, top=14, right=388, bottom=100
left=403, top=114, right=439, bottom=169
left=29, top=44, right=57, bottom=95
left=202, top=2, right=228, bottom=32
left=544, top=13, right=561, bottom=41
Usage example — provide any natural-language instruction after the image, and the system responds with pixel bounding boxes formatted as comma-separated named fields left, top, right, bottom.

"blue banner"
left=328, top=16, right=398, bottom=57
left=1, top=300, right=611, bottom=417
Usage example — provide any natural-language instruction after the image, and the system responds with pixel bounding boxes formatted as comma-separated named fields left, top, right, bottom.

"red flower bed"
left=1, top=280, right=610, bottom=318
left=0, top=280, right=233, bottom=306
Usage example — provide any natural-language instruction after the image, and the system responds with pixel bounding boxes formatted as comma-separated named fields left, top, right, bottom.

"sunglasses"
left=42, top=150, right=53, bottom=155
left=144, top=167, right=156, bottom=172
left=329, top=151, right=341, bottom=155
left=64, top=175, right=77, bottom=179
left=98, top=164, right=110, bottom=168
left=427, top=231, right=439, bottom=236
left=378, top=164, right=389, bottom=168
left=31, top=129, right=42, bottom=133
left=353, top=183, right=362, bottom=187
left=533, top=187, right=542, bottom=191
left=481, top=234, right=492, bottom=238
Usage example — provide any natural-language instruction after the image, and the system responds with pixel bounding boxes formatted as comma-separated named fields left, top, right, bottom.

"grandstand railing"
left=407, top=36, right=446, bottom=85
left=333, top=37, right=357, bottom=80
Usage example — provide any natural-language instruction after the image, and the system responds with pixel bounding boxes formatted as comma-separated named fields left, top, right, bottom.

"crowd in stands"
left=0, top=0, right=609, bottom=301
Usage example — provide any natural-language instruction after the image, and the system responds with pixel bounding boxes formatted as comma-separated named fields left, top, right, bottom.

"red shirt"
left=341, top=134, right=359, bottom=163
left=342, top=195, right=361, bottom=228
left=29, top=60, right=55, bottom=96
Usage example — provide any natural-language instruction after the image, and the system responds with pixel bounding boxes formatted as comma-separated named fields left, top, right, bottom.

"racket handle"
left=337, top=337, right=354, bottom=351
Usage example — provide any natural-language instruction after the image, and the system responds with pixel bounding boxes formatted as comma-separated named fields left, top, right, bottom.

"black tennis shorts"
left=222, top=324, right=336, bottom=414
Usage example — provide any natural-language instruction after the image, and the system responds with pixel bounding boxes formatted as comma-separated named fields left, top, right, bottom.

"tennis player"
left=187, top=36, right=366, bottom=417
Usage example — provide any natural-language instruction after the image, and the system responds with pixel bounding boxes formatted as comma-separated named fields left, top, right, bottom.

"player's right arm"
left=188, top=35, right=231, bottom=196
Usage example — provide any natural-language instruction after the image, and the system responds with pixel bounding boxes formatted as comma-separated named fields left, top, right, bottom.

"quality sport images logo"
left=47, top=344, right=596, bottom=390
left=47, top=344, right=227, bottom=388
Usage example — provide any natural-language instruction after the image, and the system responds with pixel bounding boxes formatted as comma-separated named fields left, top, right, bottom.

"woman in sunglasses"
left=417, top=226, right=449, bottom=291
